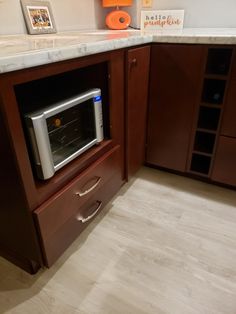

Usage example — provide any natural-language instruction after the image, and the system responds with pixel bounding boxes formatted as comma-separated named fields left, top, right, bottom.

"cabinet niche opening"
left=197, top=106, right=221, bottom=131
left=190, top=153, right=211, bottom=175
left=194, top=131, right=216, bottom=154
left=14, top=62, right=111, bottom=182
left=14, top=63, right=110, bottom=139
left=206, top=48, right=233, bottom=76
left=15, top=62, right=110, bottom=140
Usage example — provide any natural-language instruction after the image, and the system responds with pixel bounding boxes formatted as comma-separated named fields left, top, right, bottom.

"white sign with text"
left=141, top=10, right=184, bottom=31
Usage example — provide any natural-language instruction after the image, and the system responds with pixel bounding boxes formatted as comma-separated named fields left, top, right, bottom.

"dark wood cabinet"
left=126, top=46, right=150, bottom=178
left=0, top=51, right=125, bottom=273
left=2, top=42, right=236, bottom=273
left=146, top=44, right=206, bottom=172
left=211, top=136, right=236, bottom=186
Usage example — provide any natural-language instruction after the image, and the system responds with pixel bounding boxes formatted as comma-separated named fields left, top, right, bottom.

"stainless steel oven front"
left=25, top=88, right=104, bottom=180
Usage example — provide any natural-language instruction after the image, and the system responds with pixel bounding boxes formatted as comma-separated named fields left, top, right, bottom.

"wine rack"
left=189, top=47, right=233, bottom=176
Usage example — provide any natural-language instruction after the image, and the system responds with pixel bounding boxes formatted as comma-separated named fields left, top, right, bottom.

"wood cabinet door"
left=146, top=44, right=205, bottom=172
left=126, top=46, right=150, bottom=178
left=211, top=136, right=236, bottom=186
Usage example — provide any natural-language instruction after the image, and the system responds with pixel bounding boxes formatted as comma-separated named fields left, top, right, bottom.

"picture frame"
left=20, top=0, right=57, bottom=35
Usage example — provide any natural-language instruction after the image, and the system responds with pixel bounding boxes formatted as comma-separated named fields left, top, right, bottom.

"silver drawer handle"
left=77, top=201, right=102, bottom=223
left=76, top=176, right=101, bottom=197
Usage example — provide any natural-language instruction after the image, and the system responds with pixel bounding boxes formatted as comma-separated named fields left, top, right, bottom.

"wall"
left=127, top=0, right=236, bottom=28
left=1, top=0, right=236, bottom=35
left=0, top=0, right=105, bottom=35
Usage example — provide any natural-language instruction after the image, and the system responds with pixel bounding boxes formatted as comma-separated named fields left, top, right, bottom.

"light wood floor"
left=1, top=167, right=236, bottom=314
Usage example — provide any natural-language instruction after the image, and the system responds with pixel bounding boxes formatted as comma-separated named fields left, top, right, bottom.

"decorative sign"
left=141, top=10, right=184, bottom=31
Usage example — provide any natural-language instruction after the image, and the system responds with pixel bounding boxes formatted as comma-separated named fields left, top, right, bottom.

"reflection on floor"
left=1, top=167, right=236, bottom=314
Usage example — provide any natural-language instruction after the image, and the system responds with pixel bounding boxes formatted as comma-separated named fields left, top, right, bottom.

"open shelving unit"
left=189, top=47, right=233, bottom=177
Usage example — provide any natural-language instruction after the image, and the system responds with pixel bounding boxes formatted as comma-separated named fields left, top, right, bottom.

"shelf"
left=205, top=48, right=233, bottom=76
left=192, top=150, right=213, bottom=157
left=204, top=74, right=228, bottom=80
left=197, top=106, right=221, bottom=131
left=196, top=128, right=217, bottom=134
left=201, top=78, right=226, bottom=105
left=188, top=170, right=210, bottom=178
left=200, top=102, right=223, bottom=108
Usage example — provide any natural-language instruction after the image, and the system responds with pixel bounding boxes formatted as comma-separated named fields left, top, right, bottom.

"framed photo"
left=20, top=0, right=57, bottom=34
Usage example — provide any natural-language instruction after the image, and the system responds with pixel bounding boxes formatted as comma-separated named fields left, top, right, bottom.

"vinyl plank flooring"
left=1, top=167, right=236, bottom=314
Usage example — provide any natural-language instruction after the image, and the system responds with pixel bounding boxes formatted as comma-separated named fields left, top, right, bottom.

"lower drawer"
left=35, top=162, right=123, bottom=267
left=34, top=146, right=121, bottom=242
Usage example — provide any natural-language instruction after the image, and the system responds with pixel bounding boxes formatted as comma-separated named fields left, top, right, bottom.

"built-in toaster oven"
left=25, top=88, right=104, bottom=180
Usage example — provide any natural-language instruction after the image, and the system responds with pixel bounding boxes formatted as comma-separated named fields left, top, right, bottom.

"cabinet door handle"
left=76, top=176, right=101, bottom=197
left=129, top=58, right=137, bottom=70
left=77, top=201, right=102, bottom=223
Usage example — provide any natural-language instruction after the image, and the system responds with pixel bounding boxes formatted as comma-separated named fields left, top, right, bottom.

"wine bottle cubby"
left=201, top=78, right=226, bottom=104
left=197, top=106, right=221, bottom=131
left=191, top=153, right=212, bottom=175
left=206, top=48, right=232, bottom=75
left=193, top=131, right=216, bottom=154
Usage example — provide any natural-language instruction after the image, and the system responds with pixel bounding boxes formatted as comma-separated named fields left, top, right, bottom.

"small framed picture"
left=20, top=0, right=57, bottom=34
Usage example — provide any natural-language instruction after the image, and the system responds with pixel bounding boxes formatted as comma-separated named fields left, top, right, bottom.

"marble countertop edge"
left=1, top=28, right=236, bottom=74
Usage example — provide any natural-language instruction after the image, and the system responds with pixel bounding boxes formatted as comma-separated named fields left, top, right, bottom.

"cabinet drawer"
left=34, top=146, right=121, bottom=249
left=39, top=173, right=122, bottom=267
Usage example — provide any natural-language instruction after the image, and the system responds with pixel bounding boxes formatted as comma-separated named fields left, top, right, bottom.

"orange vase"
left=105, top=10, right=131, bottom=30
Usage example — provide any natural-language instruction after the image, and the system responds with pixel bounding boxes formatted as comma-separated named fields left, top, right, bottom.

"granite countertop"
left=1, top=28, right=236, bottom=74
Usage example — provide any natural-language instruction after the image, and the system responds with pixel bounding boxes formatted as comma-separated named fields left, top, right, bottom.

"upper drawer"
left=34, top=145, right=121, bottom=241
